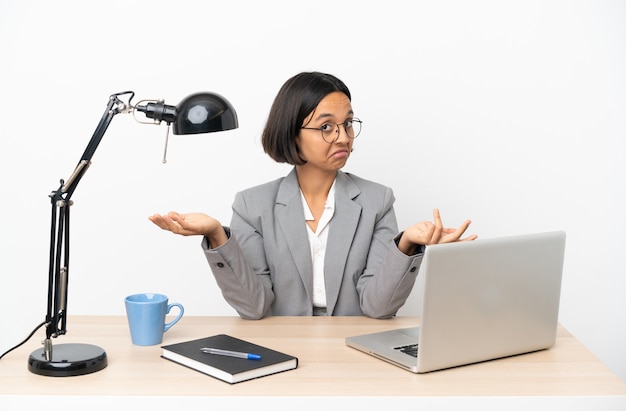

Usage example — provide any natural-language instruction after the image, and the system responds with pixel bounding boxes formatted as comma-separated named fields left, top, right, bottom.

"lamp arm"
left=43, top=92, right=134, bottom=351
left=62, top=91, right=134, bottom=197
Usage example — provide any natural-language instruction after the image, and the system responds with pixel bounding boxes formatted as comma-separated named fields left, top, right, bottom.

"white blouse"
left=300, top=181, right=336, bottom=309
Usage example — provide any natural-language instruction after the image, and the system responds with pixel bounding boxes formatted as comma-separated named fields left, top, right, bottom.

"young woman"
left=149, top=72, right=476, bottom=319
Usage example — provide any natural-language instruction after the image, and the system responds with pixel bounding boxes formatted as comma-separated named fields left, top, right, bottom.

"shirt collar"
left=301, top=179, right=336, bottom=221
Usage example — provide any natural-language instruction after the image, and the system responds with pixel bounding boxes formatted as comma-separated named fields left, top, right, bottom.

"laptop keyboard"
left=395, top=343, right=419, bottom=357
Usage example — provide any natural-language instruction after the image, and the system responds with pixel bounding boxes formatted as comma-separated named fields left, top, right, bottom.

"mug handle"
left=163, top=303, right=184, bottom=332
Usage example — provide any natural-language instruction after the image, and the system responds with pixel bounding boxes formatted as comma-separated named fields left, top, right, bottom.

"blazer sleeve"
left=201, top=192, right=275, bottom=320
left=355, top=186, right=424, bottom=319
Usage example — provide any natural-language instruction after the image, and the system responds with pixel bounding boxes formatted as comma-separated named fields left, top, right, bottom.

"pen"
left=201, top=347, right=262, bottom=360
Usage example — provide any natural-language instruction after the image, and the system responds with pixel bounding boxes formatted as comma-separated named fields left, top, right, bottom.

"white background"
left=1, top=0, right=624, bottom=382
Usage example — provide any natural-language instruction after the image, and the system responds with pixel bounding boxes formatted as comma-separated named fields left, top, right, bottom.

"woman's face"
left=297, top=91, right=355, bottom=172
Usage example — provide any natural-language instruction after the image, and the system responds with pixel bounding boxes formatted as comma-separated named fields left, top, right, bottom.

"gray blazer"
left=202, top=168, right=423, bottom=319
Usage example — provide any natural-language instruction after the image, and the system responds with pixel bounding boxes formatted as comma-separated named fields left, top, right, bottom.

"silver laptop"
left=346, top=231, right=566, bottom=373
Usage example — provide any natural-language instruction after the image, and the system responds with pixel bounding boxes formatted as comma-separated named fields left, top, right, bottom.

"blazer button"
left=217, top=262, right=225, bottom=268
left=410, top=267, right=417, bottom=272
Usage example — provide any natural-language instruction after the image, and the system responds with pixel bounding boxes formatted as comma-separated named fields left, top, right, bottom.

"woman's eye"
left=320, top=124, right=333, bottom=131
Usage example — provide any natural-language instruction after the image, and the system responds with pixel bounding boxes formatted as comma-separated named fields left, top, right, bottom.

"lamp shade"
left=173, top=92, right=238, bottom=135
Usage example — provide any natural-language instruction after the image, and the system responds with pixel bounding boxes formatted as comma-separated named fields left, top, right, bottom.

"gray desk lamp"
left=24, top=90, right=238, bottom=376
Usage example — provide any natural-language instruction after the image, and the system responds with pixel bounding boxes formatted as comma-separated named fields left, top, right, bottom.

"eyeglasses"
left=301, top=118, right=362, bottom=144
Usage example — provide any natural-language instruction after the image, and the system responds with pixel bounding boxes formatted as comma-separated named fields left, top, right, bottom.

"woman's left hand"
left=398, top=208, right=477, bottom=255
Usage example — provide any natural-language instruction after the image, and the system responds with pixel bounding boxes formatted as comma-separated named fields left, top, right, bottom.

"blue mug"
left=124, top=293, right=184, bottom=346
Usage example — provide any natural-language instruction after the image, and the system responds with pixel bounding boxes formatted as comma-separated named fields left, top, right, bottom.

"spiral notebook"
left=346, top=231, right=566, bottom=373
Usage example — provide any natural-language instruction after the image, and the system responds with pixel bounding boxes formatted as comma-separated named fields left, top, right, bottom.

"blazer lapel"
left=324, top=172, right=361, bottom=313
left=276, top=169, right=314, bottom=301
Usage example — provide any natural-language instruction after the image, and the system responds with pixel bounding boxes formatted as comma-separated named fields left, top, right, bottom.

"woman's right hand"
left=149, top=212, right=228, bottom=247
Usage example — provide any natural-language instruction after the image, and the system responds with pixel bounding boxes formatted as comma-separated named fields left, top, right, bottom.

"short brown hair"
left=262, top=72, right=352, bottom=165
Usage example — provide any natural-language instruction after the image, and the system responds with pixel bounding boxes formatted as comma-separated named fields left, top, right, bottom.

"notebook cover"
left=161, top=334, right=298, bottom=383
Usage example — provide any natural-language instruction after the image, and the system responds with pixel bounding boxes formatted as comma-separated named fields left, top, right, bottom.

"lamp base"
left=28, top=343, right=107, bottom=377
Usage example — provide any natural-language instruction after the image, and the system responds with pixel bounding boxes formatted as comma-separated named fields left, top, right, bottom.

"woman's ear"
left=294, top=134, right=307, bottom=163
